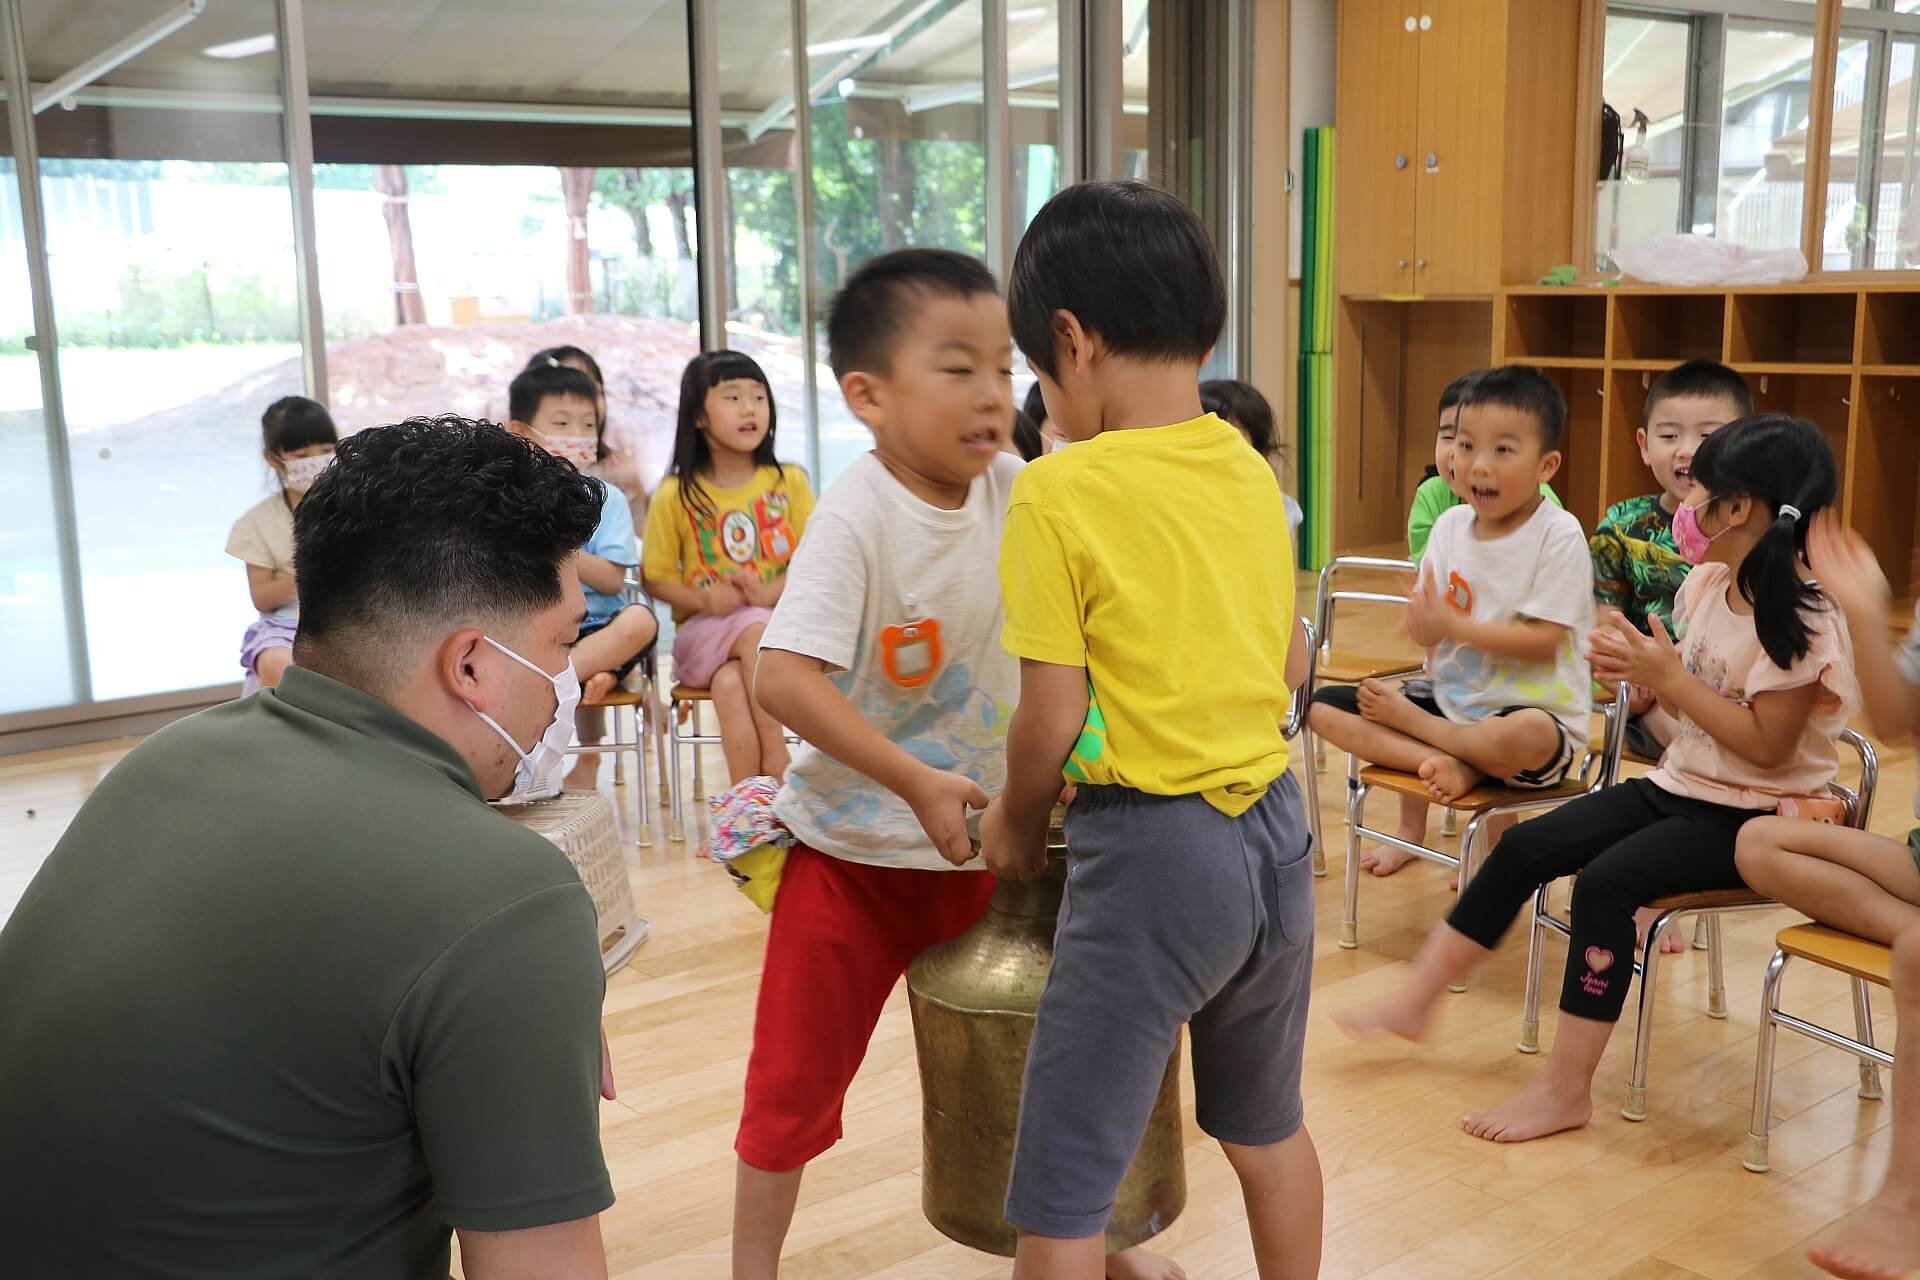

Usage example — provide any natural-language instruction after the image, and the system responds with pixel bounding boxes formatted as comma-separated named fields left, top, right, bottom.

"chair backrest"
left=1284, top=618, right=1319, bottom=741
left=1829, top=727, right=1879, bottom=830
left=1312, top=556, right=1416, bottom=664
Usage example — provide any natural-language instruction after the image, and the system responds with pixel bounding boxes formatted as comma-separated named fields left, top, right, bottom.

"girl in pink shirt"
left=1338, top=414, right=1855, bottom=1146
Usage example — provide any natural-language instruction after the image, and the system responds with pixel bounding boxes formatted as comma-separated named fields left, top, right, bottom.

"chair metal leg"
left=1314, top=734, right=1328, bottom=774
left=1624, top=910, right=1677, bottom=1121
left=1300, top=724, right=1327, bottom=878
left=1339, top=763, right=1365, bottom=949
left=1706, top=913, right=1729, bottom=1019
left=1852, top=978, right=1885, bottom=1100
left=690, top=700, right=705, bottom=813
left=1745, top=948, right=1791, bottom=1172
left=1519, top=882, right=1550, bottom=1053
left=1448, top=814, right=1486, bottom=994
left=1441, top=807, right=1459, bottom=838
left=632, top=700, right=654, bottom=849
left=668, top=698, right=687, bottom=843
left=1692, top=916, right=1711, bottom=950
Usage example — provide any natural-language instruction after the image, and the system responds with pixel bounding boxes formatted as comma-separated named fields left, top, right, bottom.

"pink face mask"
left=538, top=434, right=598, bottom=470
left=1670, top=500, right=1720, bottom=564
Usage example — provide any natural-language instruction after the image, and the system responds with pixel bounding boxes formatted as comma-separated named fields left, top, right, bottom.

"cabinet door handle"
left=1416, top=259, right=1428, bottom=269
left=1395, top=153, right=1409, bottom=170
left=1404, top=15, right=1417, bottom=32
left=1420, top=14, right=1433, bottom=31
left=1426, top=152, right=1439, bottom=171
left=1397, top=259, right=1409, bottom=269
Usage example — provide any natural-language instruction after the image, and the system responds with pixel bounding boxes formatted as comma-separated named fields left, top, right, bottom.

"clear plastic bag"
left=1612, top=235, right=1808, bottom=287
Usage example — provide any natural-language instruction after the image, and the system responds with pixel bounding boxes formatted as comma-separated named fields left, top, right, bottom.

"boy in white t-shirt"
left=1308, top=366, right=1594, bottom=805
left=728, top=250, right=1182, bottom=1280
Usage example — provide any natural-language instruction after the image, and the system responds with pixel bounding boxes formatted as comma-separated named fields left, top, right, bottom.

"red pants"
left=736, top=844, right=996, bottom=1171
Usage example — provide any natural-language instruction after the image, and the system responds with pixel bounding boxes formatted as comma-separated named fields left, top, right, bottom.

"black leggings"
left=1445, top=778, right=1769, bottom=1023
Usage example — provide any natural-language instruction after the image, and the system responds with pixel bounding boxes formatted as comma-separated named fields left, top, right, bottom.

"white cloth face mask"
left=469, top=636, right=581, bottom=803
left=282, top=453, right=334, bottom=493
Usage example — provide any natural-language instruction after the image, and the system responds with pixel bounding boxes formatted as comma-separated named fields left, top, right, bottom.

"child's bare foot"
left=1460, top=1078, right=1592, bottom=1143
left=1807, top=1193, right=1920, bottom=1279
left=1360, top=811, right=1427, bottom=876
left=1418, top=754, right=1481, bottom=804
left=1106, top=1246, right=1186, bottom=1280
left=580, top=670, right=618, bottom=704
left=1356, top=677, right=1426, bottom=734
left=1634, top=905, right=1687, bottom=955
left=1334, top=988, right=1436, bottom=1042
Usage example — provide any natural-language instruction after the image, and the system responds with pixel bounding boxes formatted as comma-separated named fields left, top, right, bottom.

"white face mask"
left=468, top=636, right=580, bottom=803
left=536, top=432, right=599, bottom=470
left=282, top=453, right=333, bottom=493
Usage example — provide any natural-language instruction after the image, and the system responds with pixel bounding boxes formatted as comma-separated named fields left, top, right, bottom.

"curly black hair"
left=292, top=416, right=604, bottom=680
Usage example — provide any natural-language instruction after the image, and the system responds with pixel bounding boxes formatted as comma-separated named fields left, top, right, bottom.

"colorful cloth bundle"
left=707, top=776, right=796, bottom=913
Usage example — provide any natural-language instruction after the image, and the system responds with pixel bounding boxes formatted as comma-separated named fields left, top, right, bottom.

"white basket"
left=501, top=791, right=647, bottom=975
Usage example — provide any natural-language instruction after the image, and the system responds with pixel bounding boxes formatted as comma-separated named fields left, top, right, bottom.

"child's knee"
left=1893, top=926, right=1920, bottom=989
left=621, top=606, right=658, bottom=646
left=1732, top=819, right=1784, bottom=883
left=710, top=661, right=746, bottom=697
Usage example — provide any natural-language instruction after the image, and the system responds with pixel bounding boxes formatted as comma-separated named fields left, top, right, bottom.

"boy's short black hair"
left=1645, top=359, right=1753, bottom=425
left=825, top=248, right=1000, bottom=380
left=508, top=362, right=600, bottom=425
left=1457, top=366, right=1567, bottom=453
left=1437, top=373, right=1477, bottom=419
left=1007, top=179, right=1225, bottom=379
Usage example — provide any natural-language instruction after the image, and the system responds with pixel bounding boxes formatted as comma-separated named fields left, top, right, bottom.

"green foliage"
left=55, top=262, right=298, bottom=348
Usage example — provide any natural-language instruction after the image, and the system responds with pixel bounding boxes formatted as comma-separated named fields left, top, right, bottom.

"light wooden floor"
left=1, top=654, right=1910, bottom=1279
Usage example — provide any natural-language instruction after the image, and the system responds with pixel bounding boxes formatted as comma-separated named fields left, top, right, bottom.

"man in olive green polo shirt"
left=0, top=417, right=619, bottom=1278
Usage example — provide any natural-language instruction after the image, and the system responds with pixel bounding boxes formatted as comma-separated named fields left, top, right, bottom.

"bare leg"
left=1808, top=924, right=1920, bottom=1279
left=1223, top=1128, right=1324, bottom=1280
left=707, top=661, right=762, bottom=785
left=1461, top=1009, right=1607, bottom=1143
left=1359, top=792, right=1431, bottom=878
left=570, top=606, right=659, bottom=694
left=732, top=1159, right=804, bottom=1280
left=254, top=646, right=293, bottom=690
left=1334, top=922, right=1487, bottom=1041
left=1306, top=701, right=1435, bottom=774
left=1358, top=679, right=1562, bottom=786
left=1736, top=819, right=1920, bottom=946
left=565, top=702, right=606, bottom=791
left=1104, top=1247, right=1187, bottom=1280
left=1013, top=1233, right=1104, bottom=1280
left=733, top=623, right=790, bottom=781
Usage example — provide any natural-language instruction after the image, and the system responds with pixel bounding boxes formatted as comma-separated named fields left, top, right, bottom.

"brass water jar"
left=907, top=824, right=1186, bottom=1256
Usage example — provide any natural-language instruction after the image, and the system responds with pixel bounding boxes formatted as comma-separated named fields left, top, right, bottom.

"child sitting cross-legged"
left=1340, top=414, right=1856, bottom=1145
left=1308, top=366, right=1593, bottom=810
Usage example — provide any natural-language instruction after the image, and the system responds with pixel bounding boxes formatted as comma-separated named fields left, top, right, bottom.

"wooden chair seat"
left=1356, top=764, right=1588, bottom=812
left=1645, top=887, right=1770, bottom=914
left=1776, top=923, right=1894, bottom=987
left=669, top=685, right=714, bottom=703
left=581, top=688, right=648, bottom=709
left=1316, top=652, right=1423, bottom=684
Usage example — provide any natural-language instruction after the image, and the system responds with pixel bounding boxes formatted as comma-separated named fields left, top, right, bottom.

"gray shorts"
left=1004, top=774, right=1316, bottom=1240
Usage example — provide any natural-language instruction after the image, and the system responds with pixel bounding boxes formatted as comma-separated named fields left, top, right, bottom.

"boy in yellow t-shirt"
left=978, top=179, right=1322, bottom=1280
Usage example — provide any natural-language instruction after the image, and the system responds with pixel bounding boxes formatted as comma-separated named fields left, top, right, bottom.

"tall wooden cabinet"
left=1335, top=0, right=1581, bottom=299
left=1331, top=0, right=1583, bottom=549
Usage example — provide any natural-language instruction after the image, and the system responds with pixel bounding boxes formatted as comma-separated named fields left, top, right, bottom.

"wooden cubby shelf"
left=1331, top=282, right=1920, bottom=598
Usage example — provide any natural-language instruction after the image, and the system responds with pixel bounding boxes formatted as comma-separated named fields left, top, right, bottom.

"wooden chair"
left=1744, top=922, right=1892, bottom=1173
left=1518, top=728, right=1877, bottom=1122
left=1339, top=685, right=1632, bottom=975
left=569, top=576, right=664, bottom=847
left=1300, top=556, right=1426, bottom=877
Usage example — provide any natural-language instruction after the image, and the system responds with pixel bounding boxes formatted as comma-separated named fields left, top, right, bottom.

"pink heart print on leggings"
left=1580, top=946, right=1614, bottom=998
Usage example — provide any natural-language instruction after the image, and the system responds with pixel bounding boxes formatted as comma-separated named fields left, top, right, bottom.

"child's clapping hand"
left=1404, top=563, right=1454, bottom=649
left=1588, top=608, right=1681, bottom=693
left=703, top=578, right=748, bottom=616
left=731, top=570, right=780, bottom=609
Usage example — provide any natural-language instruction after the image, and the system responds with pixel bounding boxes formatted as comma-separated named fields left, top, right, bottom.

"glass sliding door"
left=21, top=0, right=302, bottom=701
left=0, top=1, right=76, bottom=714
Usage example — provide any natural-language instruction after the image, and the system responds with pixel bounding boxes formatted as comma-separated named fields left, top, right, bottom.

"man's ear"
left=440, top=628, right=490, bottom=710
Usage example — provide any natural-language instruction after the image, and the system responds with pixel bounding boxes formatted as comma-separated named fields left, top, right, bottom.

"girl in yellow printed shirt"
left=644, top=352, right=814, bottom=783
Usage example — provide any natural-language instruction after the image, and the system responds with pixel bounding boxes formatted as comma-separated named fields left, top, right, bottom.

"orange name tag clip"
left=880, top=619, right=943, bottom=688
